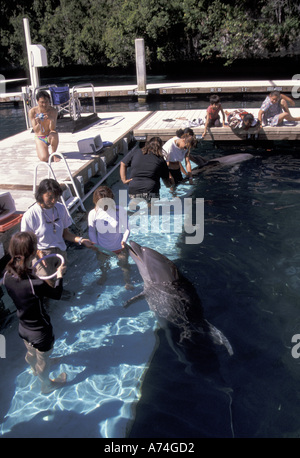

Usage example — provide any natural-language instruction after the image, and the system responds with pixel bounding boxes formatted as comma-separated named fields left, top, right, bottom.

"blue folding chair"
left=49, top=85, right=82, bottom=120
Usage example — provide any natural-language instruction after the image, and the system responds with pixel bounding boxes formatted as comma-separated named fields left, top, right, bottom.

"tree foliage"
left=1, top=0, right=299, bottom=69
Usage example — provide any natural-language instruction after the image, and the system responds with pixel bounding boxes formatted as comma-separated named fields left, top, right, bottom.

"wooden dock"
left=0, top=111, right=151, bottom=212
left=1, top=106, right=300, bottom=215
left=0, top=106, right=300, bottom=261
left=0, top=79, right=298, bottom=103
left=133, top=108, right=300, bottom=142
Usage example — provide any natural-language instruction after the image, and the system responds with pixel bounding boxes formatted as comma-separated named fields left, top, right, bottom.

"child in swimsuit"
left=202, top=94, right=226, bottom=137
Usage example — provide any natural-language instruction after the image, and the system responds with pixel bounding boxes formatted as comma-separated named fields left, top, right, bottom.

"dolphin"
left=124, top=241, right=233, bottom=357
left=189, top=152, right=254, bottom=176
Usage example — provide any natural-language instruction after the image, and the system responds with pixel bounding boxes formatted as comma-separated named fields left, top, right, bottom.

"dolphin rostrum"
left=124, top=241, right=233, bottom=356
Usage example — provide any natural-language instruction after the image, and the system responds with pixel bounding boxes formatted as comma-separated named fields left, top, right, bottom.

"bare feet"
left=125, top=283, right=134, bottom=290
left=41, top=372, right=67, bottom=394
left=52, top=154, right=61, bottom=162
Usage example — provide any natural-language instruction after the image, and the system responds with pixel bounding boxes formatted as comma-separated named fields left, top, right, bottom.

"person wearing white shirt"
left=88, top=185, right=132, bottom=289
left=162, top=132, right=197, bottom=185
left=21, top=178, right=94, bottom=286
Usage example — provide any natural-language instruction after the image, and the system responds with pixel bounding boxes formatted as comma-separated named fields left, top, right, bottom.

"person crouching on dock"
left=29, top=90, right=60, bottom=162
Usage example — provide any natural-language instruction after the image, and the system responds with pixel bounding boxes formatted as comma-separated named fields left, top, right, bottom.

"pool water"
left=129, top=149, right=300, bottom=438
left=1, top=133, right=300, bottom=437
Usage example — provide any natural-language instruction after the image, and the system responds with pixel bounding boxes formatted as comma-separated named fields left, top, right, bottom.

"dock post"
left=135, top=38, right=147, bottom=103
left=23, top=18, right=40, bottom=91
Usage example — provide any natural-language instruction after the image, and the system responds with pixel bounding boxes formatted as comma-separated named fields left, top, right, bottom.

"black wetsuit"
left=122, top=148, right=169, bottom=196
left=4, top=272, right=63, bottom=352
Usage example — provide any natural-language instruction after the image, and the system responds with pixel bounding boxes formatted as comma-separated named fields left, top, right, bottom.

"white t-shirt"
left=162, top=137, right=186, bottom=163
left=88, top=205, right=129, bottom=252
left=21, top=202, right=72, bottom=251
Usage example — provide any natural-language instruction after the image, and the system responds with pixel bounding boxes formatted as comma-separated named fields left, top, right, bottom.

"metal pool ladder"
left=33, top=152, right=86, bottom=222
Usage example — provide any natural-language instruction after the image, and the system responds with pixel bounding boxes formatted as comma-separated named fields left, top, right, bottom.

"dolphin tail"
left=205, top=320, right=234, bottom=356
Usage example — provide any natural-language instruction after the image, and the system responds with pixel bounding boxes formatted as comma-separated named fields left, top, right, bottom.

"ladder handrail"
left=33, top=154, right=86, bottom=226
left=33, top=159, right=75, bottom=223
left=48, top=152, right=86, bottom=213
left=33, top=161, right=56, bottom=196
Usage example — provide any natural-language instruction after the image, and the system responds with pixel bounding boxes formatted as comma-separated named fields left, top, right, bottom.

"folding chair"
left=48, top=85, right=82, bottom=121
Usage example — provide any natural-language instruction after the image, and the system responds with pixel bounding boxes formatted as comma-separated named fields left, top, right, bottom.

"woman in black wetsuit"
left=120, top=136, right=172, bottom=203
left=3, top=231, right=67, bottom=394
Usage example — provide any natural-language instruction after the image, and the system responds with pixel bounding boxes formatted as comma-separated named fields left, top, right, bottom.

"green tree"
left=0, top=0, right=299, bottom=70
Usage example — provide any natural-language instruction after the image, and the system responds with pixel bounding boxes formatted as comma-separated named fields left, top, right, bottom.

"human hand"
left=82, top=239, right=95, bottom=249
left=56, top=261, right=66, bottom=278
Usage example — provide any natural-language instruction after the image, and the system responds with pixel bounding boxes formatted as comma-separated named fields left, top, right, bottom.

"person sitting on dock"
left=21, top=178, right=94, bottom=286
left=258, top=91, right=300, bottom=127
left=162, top=132, right=197, bottom=185
left=29, top=90, right=60, bottom=162
left=202, top=94, right=226, bottom=138
left=224, top=110, right=259, bottom=130
left=88, top=186, right=133, bottom=289
left=120, top=136, right=172, bottom=203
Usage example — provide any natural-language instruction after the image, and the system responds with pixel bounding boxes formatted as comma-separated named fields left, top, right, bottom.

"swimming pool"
left=1, top=141, right=300, bottom=438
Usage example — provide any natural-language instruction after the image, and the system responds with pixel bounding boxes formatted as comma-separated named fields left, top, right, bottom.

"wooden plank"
left=1, top=79, right=298, bottom=103
left=133, top=108, right=300, bottom=142
left=0, top=111, right=152, bottom=212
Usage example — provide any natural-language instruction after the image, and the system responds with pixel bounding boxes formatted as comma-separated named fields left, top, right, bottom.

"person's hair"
left=142, top=136, right=164, bottom=157
left=36, top=90, right=50, bottom=101
left=92, top=186, right=114, bottom=206
left=6, top=231, right=37, bottom=279
left=209, top=94, right=220, bottom=104
left=242, top=113, right=254, bottom=125
left=176, top=127, right=194, bottom=138
left=35, top=179, right=62, bottom=203
left=269, top=90, right=280, bottom=99
left=181, top=133, right=198, bottom=153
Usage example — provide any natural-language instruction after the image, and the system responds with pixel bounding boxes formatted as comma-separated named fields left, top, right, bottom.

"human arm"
left=202, top=111, right=209, bottom=137
left=29, top=108, right=43, bottom=134
left=121, top=229, right=130, bottom=248
left=120, top=162, right=132, bottom=184
left=63, top=228, right=94, bottom=248
left=220, top=105, right=226, bottom=126
left=33, top=274, right=63, bottom=300
left=47, top=107, right=58, bottom=133
left=185, top=155, right=193, bottom=184
left=179, top=162, right=188, bottom=176
left=87, top=210, right=100, bottom=252
left=281, top=93, right=295, bottom=107
left=257, top=109, right=264, bottom=128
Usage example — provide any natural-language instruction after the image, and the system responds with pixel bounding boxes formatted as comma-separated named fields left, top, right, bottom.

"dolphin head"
left=126, top=241, right=180, bottom=284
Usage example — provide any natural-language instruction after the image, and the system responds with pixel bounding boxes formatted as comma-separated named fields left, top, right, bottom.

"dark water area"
left=128, top=150, right=300, bottom=438
left=2, top=56, right=300, bottom=84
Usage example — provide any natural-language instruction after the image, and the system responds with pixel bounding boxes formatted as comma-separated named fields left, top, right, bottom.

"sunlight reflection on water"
left=0, top=190, right=186, bottom=437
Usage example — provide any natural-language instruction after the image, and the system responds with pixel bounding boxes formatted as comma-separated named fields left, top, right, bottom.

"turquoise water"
left=0, top=169, right=189, bottom=437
